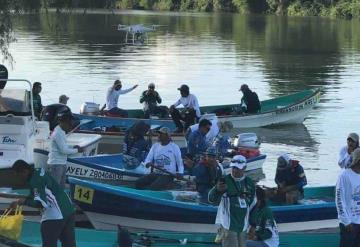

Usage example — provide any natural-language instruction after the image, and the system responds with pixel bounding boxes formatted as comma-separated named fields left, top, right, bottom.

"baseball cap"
left=230, top=155, right=247, bottom=169
left=348, top=133, right=359, bottom=143
left=239, top=84, right=248, bottom=91
left=177, top=84, right=189, bottom=92
left=59, top=94, right=69, bottom=101
left=351, top=148, right=360, bottom=167
left=148, top=83, right=155, bottom=88
left=277, top=154, right=291, bottom=169
left=157, top=127, right=171, bottom=136
left=114, top=79, right=122, bottom=86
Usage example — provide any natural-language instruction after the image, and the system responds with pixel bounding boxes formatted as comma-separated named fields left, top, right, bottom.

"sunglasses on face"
left=231, top=159, right=245, bottom=164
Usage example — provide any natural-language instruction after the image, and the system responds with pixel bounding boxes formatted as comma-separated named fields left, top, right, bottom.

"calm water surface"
left=3, top=10, right=360, bottom=187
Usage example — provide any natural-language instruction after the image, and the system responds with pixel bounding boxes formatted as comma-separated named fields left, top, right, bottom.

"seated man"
left=105, top=79, right=138, bottom=117
left=139, top=83, right=168, bottom=118
left=135, top=127, right=184, bottom=191
left=184, top=147, right=223, bottom=202
left=186, top=119, right=212, bottom=161
left=268, top=154, right=307, bottom=204
left=239, top=84, right=261, bottom=114
left=170, top=84, right=201, bottom=133
left=123, top=121, right=152, bottom=169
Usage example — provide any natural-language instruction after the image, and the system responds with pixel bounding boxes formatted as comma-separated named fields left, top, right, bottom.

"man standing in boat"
left=209, top=155, right=256, bottom=247
left=47, top=110, right=83, bottom=188
left=139, top=83, right=168, bottom=118
left=170, top=84, right=201, bottom=133
left=186, top=119, right=212, bottom=160
left=336, top=147, right=360, bottom=247
left=239, top=84, right=261, bottom=114
left=32, top=82, right=43, bottom=119
left=338, top=132, right=359, bottom=169
left=105, top=79, right=138, bottom=117
left=9, top=160, right=76, bottom=247
left=268, top=154, right=307, bottom=204
left=135, top=127, right=184, bottom=190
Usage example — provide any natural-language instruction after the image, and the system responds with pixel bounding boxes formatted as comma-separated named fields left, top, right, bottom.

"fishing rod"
left=147, top=164, right=191, bottom=183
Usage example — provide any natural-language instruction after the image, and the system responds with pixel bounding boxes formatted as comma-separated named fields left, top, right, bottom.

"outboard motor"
left=232, top=133, right=260, bottom=158
left=80, top=102, right=100, bottom=115
left=0, top=64, right=8, bottom=89
left=41, top=104, right=73, bottom=131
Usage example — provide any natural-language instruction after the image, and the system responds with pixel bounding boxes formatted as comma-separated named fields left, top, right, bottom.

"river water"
left=3, top=10, right=360, bottom=187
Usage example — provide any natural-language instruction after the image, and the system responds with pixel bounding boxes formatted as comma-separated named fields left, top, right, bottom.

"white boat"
left=0, top=78, right=101, bottom=187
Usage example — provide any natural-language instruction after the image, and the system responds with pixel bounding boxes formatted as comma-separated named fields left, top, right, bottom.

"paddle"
left=147, top=164, right=191, bottom=183
left=131, top=232, right=217, bottom=246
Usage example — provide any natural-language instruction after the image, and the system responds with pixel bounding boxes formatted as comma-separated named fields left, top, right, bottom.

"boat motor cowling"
left=41, top=104, right=79, bottom=131
left=233, top=133, right=260, bottom=149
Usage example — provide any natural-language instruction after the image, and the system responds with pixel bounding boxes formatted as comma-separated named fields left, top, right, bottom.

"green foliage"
left=138, top=0, right=155, bottom=9
left=152, top=0, right=173, bottom=10
left=195, top=0, right=214, bottom=11
left=213, top=0, right=236, bottom=12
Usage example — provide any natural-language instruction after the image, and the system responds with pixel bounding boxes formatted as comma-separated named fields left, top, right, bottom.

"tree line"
left=1, top=0, right=360, bottom=19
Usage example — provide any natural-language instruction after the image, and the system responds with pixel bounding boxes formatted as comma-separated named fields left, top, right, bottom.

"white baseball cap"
left=230, top=155, right=247, bottom=169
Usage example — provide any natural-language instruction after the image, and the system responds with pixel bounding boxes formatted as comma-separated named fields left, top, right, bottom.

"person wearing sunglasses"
left=338, top=133, right=359, bottom=169
left=209, top=155, right=256, bottom=247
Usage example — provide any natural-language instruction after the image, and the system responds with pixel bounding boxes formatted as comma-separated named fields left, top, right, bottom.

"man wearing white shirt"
left=106, top=79, right=138, bottom=117
left=47, top=111, right=83, bottom=188
left=336, top=147, right=360, bottom=247
left=135, top=127, right=184, bottom=190
left=338, top=133, right=359, bottom=169
left=169, top=84, right=201, bottom=133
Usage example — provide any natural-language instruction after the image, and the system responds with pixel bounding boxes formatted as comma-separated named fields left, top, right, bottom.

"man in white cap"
left=269, top=154, right=307, bottom=204
left=59, top=94, right=69, bottom=105
left=336, top=147, right=360, bottom=246
left=209, top=155, right=256, bottom=247
left=105, top=79, right=138, bottom=117
left=338, top=132, right=359, bottom=169
left=139, top=83, right=168, bottom=118
left=135, top=127, right=184, bottom=190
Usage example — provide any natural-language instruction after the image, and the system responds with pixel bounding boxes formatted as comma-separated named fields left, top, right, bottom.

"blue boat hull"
left=69, top=178, right=337, bottom=233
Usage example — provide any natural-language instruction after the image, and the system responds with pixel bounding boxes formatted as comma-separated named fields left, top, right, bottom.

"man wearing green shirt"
left=209, top=155, right=256, bottom=247
left=10, top=160, right=76, bottom=247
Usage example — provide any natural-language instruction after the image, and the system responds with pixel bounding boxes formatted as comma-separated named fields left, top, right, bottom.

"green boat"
left=123, top=88, right=321, bottom=128
left=0, top=220, right=339, bottom=247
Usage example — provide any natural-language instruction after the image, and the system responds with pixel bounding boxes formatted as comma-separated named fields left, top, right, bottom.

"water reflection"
left=237, top=124, right=318, bottom=150
left=4, top=11, right=360, bottom=186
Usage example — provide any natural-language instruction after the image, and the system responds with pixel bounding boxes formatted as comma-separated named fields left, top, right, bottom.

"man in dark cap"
left=239, top=84, right=261, bottom=114
left=139, top=83, right=168, bottom=118
left=32, top=82, right=43, bottom=119
left=169, top=84, right=201, bottom=133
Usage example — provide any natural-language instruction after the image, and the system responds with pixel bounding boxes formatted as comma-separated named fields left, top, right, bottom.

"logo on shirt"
left=353, top=186, right=360, bottom=202
left=155, top=154, right=171, bottom=168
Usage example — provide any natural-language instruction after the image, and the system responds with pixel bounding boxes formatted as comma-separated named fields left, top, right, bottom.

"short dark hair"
left=199, top=119, right=212, bottom=128
left=33, top=82, right=41, bottom=88
left=12, top=160, right=31, bottom=173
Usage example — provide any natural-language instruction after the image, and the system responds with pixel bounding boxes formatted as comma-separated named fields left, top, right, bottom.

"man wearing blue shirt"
left=269, top=154, right=307, bottom=204
left=186, top=119, right=212, bottom=160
